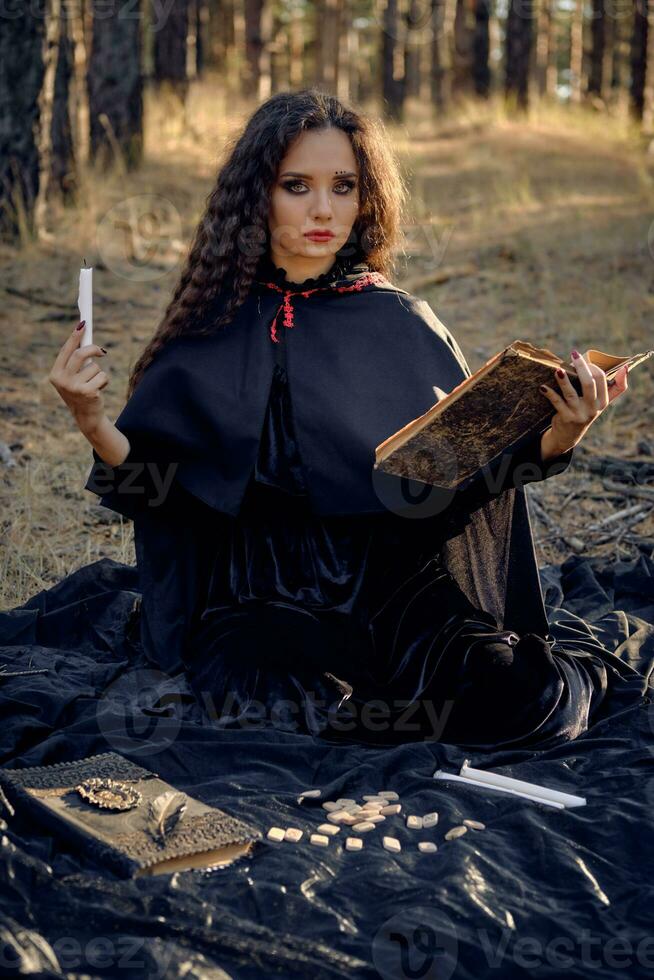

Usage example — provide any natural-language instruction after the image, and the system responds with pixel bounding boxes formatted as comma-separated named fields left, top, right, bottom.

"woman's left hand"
left=539, top=348, right=629, bottom=454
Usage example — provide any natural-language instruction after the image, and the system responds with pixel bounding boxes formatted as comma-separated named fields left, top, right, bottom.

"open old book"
left=374, top=341, right=654, bottom=490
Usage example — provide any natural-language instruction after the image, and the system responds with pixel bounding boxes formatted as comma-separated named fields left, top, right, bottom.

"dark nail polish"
left=100, top=347, right=107, bottom=354
left=76, top=320, right=86, bottom=331
left=539, top=385, right=548, bottom=392
left=556, top=368, right=565, bottom=377
left=571, top=349, right=579, bottom=358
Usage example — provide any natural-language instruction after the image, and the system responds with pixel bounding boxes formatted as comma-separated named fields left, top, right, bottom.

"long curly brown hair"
left=126, top=88, right=408, bottom=399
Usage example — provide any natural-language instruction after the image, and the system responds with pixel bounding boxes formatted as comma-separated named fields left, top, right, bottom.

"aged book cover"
left=0, top=751, right=261, bottom=878
left=375, top=341, right=654, bottom=490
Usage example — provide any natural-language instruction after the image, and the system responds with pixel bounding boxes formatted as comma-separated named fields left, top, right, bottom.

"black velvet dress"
left=91, top=256, right=644, bottom=752
left=174, top=329, right=612, bottom=750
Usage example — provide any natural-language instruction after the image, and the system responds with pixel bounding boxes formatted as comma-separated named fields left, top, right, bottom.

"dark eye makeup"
left=281, top=179, right=357, bottom=194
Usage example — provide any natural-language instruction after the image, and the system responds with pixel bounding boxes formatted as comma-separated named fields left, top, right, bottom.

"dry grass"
left=1, top=79, right=653, bottom=608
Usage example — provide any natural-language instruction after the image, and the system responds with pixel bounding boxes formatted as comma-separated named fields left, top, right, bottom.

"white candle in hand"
left=77, top=266, right=93, bottom=368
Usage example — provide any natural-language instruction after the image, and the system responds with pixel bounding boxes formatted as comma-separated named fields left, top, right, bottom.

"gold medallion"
left=75, top=777, right=142, bottom=811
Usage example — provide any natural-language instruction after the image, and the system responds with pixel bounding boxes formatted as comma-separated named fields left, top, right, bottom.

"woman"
left=50, top=89, right=638, bottom=750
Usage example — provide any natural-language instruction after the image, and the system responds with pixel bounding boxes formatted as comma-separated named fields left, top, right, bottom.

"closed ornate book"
left=375, top=341, right=654, bottom=490
left=0, top=752, right=261, bottom=878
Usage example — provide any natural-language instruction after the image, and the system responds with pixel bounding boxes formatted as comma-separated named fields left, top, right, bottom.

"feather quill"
left=147, top=790, right=188, bottom=846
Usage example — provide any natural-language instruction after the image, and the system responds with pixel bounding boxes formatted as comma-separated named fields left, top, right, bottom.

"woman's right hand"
left=49, top=320, right=109, bottom=434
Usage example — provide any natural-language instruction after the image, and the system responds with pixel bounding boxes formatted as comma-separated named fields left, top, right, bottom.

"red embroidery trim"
left=260, top=271, right=387, bottom=343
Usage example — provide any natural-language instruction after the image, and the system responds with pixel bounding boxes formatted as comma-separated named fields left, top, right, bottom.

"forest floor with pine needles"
left=1, top=82, right=653, bottom=608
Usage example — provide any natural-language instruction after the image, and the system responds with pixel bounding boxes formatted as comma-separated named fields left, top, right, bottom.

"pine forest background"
left=1, top=0, right=653, bottom=605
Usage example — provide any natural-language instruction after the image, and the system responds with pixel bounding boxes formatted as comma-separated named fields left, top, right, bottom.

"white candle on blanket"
left=460, top=760, right=586, bottom=807
left=77, top=263, right=93, bottom=368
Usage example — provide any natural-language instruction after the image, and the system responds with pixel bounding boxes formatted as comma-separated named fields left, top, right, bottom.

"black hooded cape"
left=85, top=258, right=575, bottom=662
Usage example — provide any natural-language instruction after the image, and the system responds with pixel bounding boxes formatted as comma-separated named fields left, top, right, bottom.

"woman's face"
left=267, top=127, right=360, bottom=266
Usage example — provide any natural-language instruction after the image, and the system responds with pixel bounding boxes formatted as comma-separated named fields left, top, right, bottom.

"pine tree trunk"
left=244, top=0, right=263, bottom=97
left=337, top=0, right=353, bottom=101
left=187, top=0, right=198, bottom=79
left=430, top=0, right=452, bottom=110
left=569, top=0, right=584, bottom=102
left=452, top=0, right=475, bottom=95
left=404, top=0, right=423, bottom=98
left=87, top=0, right=143, bottom=171
left=358, top=23, right=376, bottom=101
left=258, top=0, right=273, bottom=98
left=382, top=0, right=406, bottom=119
left=289, top=7, right=305, bottom=88
left=269, top=10, right=284, bottom=93
left=587, top=0, right=605, bottom=98
left=630, top=0, right=648, bottom=118
left=232, top=0, right=246, bottom=98
left=66, top=0, right=89, bottom=168
left=207, top=0, right=234, bottom=69
left=316, top=0, right=342, bottom=93
left=404, top=42, right=421, bottom=100
left=538, top=0, right=558, bottom=98
left=610, top=0, right=631, bottom=115
left=50, top=5, right=77, bottom=202
left=153, top=0, right=189, bottom=99
left=345, top=23, right=359, bottom=102
left=0, top=0, right=46, bottom=238
left=194, top=0, right=209, bottom=76
left=505, top=0, right=533, bottom=110
left=473, top=0, right=491, bottom=96
left=33, top=0, right=60, bottom=234
left=601, top=2, right=615, bottom=103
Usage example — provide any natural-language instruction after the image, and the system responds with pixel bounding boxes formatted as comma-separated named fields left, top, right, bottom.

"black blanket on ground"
left=0, top=550, right=652, bottom=980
